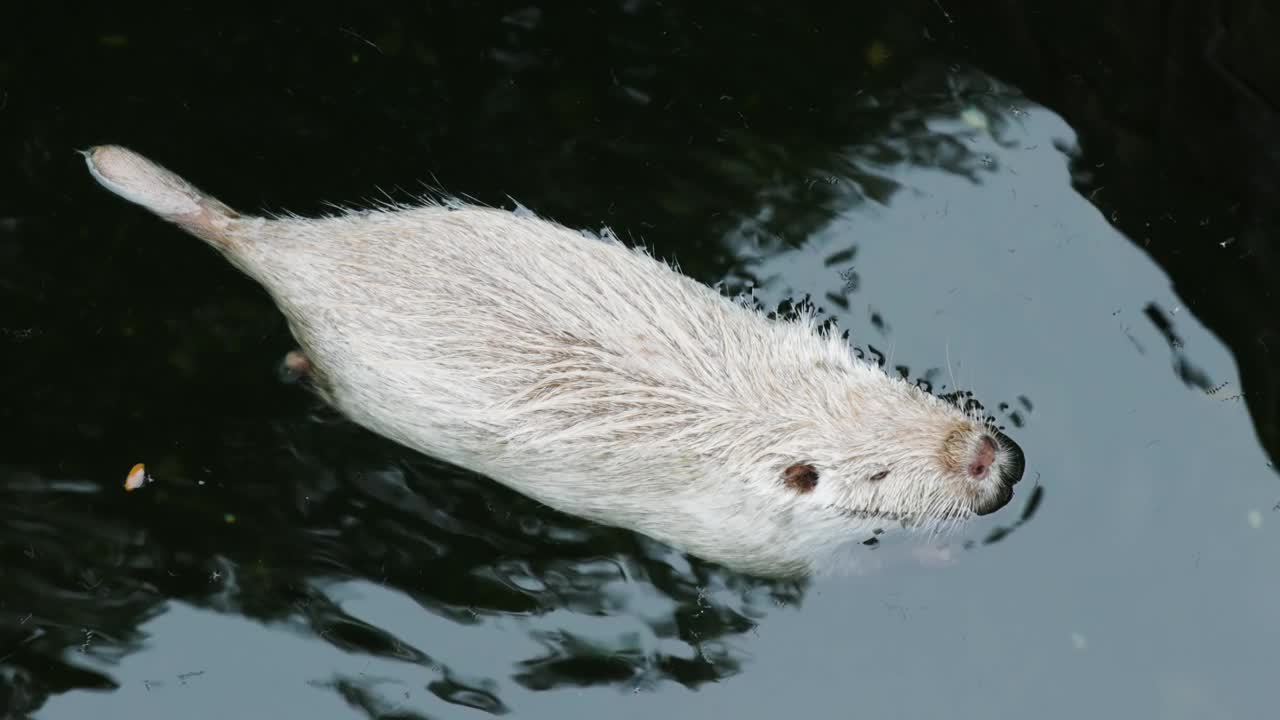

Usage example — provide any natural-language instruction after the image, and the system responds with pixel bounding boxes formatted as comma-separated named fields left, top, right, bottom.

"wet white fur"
left=85, top=145, right=1012, bottom=578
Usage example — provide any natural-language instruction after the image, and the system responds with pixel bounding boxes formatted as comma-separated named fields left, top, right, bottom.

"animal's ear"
left=782, top=463, right=819, bottom=493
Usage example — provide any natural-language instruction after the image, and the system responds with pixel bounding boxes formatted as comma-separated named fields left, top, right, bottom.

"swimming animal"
left=85, top=145, right=1024, bottom=577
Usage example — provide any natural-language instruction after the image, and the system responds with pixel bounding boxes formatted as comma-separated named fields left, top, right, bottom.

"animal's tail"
left=83, top=145, right=242, bottom=249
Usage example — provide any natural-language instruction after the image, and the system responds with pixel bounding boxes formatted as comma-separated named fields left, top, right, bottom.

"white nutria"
left=84, top=145, right=1024, bottom=578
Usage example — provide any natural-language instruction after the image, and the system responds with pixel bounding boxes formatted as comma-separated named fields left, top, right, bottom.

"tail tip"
left=84, top=144, right=205, bottom=217
left=84, top=144, right=243, bottom=247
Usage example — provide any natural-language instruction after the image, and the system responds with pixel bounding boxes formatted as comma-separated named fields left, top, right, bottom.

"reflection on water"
left=0, top=420, right=808, bottom=713
left=3, top=2, right=1277, bottom=718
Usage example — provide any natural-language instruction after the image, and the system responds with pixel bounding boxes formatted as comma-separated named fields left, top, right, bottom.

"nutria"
left=84, top=145, right=1025, bottom=578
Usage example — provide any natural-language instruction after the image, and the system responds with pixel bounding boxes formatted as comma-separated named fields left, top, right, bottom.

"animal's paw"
left=278, top=349, right=312, bottom=384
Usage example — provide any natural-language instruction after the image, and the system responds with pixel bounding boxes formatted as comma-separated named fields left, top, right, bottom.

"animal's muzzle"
left=972, top=430, right=1025, bottom=516
left=992, top=430, right=1026, bottom=488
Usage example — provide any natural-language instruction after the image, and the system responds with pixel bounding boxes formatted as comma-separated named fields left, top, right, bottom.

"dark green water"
left=3, top=3, right=1277, bottom=718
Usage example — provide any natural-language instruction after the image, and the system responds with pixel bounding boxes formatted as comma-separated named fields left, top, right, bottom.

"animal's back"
left=247, top=205, right=799, bottom=514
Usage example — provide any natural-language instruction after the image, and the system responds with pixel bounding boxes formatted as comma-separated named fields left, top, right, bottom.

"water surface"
left=3, top=4, right=1276, bottom=719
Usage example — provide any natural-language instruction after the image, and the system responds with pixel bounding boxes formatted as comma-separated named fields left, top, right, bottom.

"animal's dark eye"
left=782, top=463, right=819, bottom=493
left=869, top=469, right=890, bottom=482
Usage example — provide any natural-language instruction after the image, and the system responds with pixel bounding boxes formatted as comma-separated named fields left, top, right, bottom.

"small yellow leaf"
left=125, top=463, right=148, bottom=491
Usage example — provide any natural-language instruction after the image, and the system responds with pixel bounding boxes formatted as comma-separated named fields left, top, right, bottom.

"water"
left=3, top=3, right=1277, bottom=719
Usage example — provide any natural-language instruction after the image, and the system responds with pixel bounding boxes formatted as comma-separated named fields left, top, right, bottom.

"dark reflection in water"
left=2, top=1, right=1275, bottom=717
left=953, top=0, right=1280, bottom=468
left=1, top=410, right=810, bottom=714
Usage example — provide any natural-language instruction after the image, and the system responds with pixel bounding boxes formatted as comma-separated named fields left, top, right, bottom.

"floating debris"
left=124, top=463, right=150, bottom=492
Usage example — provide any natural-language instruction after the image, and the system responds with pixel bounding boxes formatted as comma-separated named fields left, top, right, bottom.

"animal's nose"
left=966, top=434, right=999, bottom=481
left=967, top=431, right=1026, bottom=487
left=991, top=431, right=1026, bottom=487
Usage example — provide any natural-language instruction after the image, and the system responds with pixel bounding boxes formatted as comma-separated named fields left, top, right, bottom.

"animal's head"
left=772, top=364, right=1025, bottom=534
